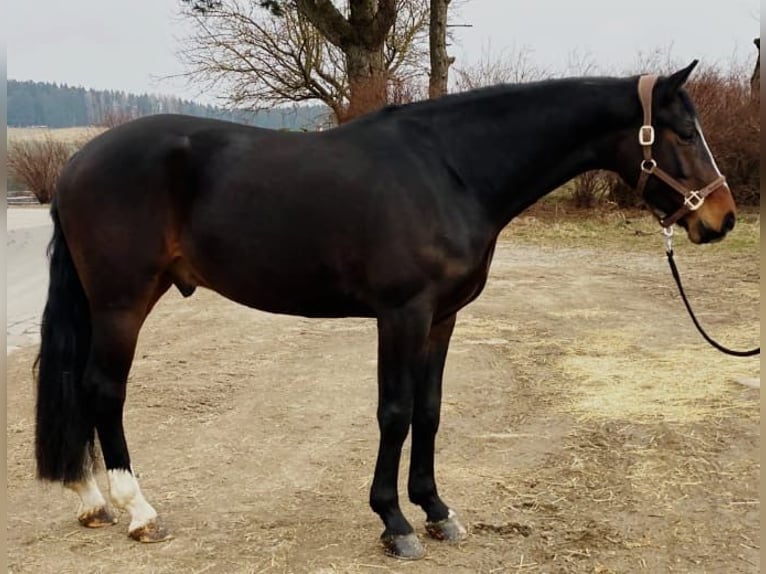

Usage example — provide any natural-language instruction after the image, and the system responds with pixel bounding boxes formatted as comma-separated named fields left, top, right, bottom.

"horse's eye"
left=678, top=132, right=695, bottom=145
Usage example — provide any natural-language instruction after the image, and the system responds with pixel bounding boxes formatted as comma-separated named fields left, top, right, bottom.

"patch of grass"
left=7, top=126, right=103, bottom=145
left=504, top=207, right=760, bottom=255
left=559, top=327, right=759, bottom=423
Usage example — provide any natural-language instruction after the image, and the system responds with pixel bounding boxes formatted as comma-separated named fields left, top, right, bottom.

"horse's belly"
left=226, top=288, right=376, bottom=319
left=182, top=257, right=375, bottom=319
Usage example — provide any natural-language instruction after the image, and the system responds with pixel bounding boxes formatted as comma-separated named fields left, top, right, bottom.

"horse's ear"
left=659, top=60, right=698, bottom=101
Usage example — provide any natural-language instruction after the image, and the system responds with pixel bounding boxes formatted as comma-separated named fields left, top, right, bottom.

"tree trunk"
left=297, top=0, right=396, bottom=122
left=344, top=44, right=388, bottom=121
left=428, top=0, right=452, bottom=99
left=751, top=38, right=760, bottom=98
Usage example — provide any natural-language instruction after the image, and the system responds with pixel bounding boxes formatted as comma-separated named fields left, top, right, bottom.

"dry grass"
left=7, top=126, right=104, bottom=145
left=504, top=208, right=761, bottom=252
left=559, top=327, right=760, bottom=422
left=472, top=395, right=759, bottom=571
left=500, top=210, right=761, bottom=423
left=7, top=126, right=105, bottom=201
left=7, top=135, right=75, bottom=203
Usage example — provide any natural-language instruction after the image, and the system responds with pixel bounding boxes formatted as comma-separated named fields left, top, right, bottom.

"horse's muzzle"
left=694, top=212, right=735, bottom=244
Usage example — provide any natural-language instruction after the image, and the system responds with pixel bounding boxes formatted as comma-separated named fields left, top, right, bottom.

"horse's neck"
left=429, top=79, right=638, bottom=230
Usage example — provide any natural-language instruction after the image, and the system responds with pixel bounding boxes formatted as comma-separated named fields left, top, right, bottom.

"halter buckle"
left=683, top=190, right=705, bottom=211
left=639, top=125, right=655, bottom=146
left=640, top=159, right=656, bottom=173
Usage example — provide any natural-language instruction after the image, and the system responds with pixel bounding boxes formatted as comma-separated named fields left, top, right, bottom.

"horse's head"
left=616, top=61, right=737, bottom=244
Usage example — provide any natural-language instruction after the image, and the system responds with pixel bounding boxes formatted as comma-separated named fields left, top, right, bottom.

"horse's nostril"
left=722, top=212, right=736, bottom=233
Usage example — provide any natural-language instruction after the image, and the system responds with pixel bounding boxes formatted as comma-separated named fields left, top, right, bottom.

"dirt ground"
left=7, top=212, right=760, bottom=574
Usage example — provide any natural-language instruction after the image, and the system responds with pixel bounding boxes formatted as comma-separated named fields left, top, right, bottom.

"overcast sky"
left=7, top=0, right=760, bottom=103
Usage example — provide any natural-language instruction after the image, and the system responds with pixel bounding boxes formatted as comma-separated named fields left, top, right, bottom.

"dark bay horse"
left=35, top=61, right=737, bottom=559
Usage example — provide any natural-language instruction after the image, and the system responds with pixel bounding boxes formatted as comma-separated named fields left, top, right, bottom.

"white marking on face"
left=67, top=474, right=107, bottom=514
left=694, top=118, right=724, bottom=178
left=107, top=469, right=158, bottom=531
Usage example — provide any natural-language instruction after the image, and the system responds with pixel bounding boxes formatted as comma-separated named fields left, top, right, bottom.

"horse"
left=35, top=60, right=737, bottom=559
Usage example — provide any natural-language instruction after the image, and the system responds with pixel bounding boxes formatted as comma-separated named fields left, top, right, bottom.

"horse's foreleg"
left=407, top=313, right=467, bottom=542
left=370, top=304, right=432, bottom=560
left=85, top=308, right=171, bottom=543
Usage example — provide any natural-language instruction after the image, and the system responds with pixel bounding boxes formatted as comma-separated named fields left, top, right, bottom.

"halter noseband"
left=634, top=75, right=727, bottom=229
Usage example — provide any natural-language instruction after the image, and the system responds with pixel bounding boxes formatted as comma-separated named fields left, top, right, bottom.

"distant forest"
left=8, top=80, right=327, bottom=130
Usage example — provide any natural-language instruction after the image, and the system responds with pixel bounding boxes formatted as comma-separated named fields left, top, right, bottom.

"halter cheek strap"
left=634, top=75, right=727, bottom=228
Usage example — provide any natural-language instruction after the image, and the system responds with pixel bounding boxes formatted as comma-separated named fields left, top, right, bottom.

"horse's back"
left=58, top=114, right=275, bottom=202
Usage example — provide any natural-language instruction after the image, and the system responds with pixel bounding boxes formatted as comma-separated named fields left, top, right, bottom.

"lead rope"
left=663, top=228, right=759, bottom=357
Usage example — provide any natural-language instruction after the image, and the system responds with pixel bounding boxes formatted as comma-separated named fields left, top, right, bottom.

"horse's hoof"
left=425, top=509, right=468, bottom=542
left=78, top=506, right=118, bottom=528
left=128, top=519, right=173, bottom=543
left=380, top=532, right=426, bottom=560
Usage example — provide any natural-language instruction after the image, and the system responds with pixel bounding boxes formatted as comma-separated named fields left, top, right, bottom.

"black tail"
left=34, top=201, right=95, bottom=483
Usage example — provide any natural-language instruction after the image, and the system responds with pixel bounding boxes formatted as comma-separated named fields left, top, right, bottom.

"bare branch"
left=7, top=135, right=75, bottom=204
left=370, top=0, right=397, bottom=46
left=177, top=0, right=430, bottom=121
left=178, top=1, right=349, bottom=114
left=295, top=0, right=353, bottom=47
left=453, top=43, right=547, bottom=91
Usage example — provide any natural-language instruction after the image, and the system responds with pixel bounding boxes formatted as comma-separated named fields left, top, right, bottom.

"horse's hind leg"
left=66, top=472, right=116, bottom=528
left=84, top=294, right=171, bottom=542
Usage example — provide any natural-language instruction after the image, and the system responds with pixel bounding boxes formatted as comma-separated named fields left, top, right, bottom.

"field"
left=7, top=126, right=105, bottom=144
left=6, top=127, right=106, bottom=196
left=6, top=210, right=760, bottom=573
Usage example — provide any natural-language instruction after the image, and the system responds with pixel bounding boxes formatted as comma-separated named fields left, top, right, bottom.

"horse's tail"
left=34, top=200, right=95, bottom=483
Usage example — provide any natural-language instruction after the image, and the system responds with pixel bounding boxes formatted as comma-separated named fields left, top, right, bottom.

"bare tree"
left=382, top=0, right=430, bottom=102
left=453, top=44, right=546, bottom=91
left=180, top=3, right=347, bottom=120
left=428, top=0, right=452, bottom=98
left=295, top=0, right=396, bottom=119
left=179, top=0, right=428, bottom=123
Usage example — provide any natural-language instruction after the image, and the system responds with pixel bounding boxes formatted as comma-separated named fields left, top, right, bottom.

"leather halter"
left=634, top=75, right=727, bottom=228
